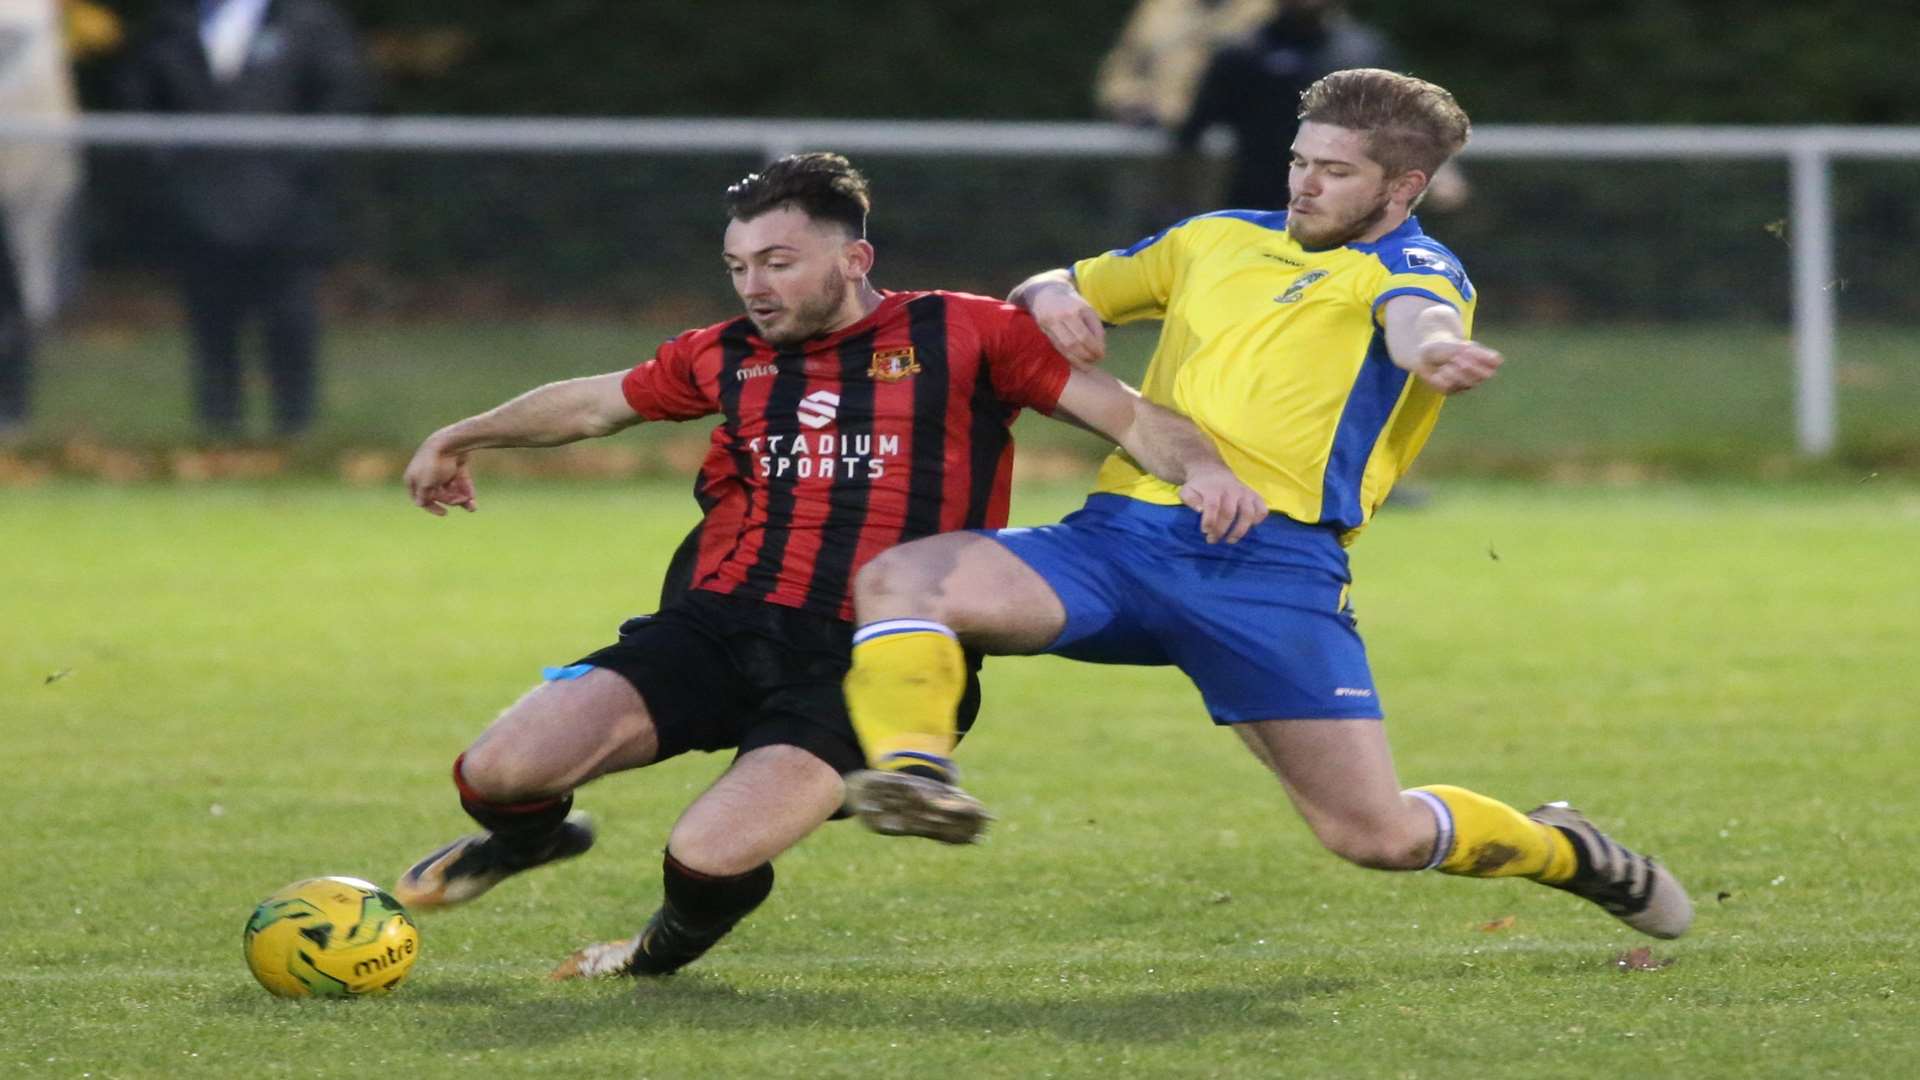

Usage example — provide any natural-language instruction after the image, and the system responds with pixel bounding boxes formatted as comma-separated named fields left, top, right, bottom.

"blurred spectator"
left=121, top=0, right=369, bottom=440
left=65, top=0, right=127, bottom=107
left=1094, top=0, right=1276, bottom=130
left=1094, top=0, right=1276, bottom=235
left=0, top=0, right=99, bottom=436
left=63, top=0, right=118, bottom=54
left=1177, top=1, right=1467, bottom=213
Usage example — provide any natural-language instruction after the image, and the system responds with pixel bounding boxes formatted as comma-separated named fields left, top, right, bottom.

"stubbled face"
left=723, top=206, right=865, bottom=346
left=1286, top=121, right=1407, bottom=249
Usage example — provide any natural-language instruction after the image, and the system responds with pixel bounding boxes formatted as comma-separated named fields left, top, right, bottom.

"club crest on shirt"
left=1274, top=269, right=1329, bottom=305
left=869, top=347, right=921, bottom=381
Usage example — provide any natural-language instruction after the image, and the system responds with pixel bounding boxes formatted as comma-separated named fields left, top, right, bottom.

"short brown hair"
left=1297, top=68, right=1471, bottom=179
left=724, top=152, right=871, bottom=237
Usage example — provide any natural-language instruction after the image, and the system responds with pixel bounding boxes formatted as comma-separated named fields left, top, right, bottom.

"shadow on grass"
left=422, top=971, right=1353, bottom=1050
left=207, top=978, right=525, bottom=1013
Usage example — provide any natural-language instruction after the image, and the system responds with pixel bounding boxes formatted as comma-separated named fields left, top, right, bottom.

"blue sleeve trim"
left=1370, top=286, right=1457, bottom=322
left=541, top=663, right=596, bottom=682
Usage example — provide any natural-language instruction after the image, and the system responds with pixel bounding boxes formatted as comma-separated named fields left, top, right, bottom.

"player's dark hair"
left=1297, top=68, right=1471, bottom=180
left=724, top=152, right=870, bottom=238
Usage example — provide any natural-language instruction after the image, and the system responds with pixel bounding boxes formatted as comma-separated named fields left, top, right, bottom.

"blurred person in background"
left=1177, top=0, right=1466, bottom=214
left=0, top=0, right=112, bottom=436
left=1095, top=0, right=1275, bottom=130
left=1094, top=0, right=1276, bottom=235
left=120, top=0, right=369, bottom=441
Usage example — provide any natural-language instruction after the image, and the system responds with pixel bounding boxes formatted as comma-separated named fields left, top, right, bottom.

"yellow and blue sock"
left=844, top=619, right=965, bottom=780
left=1406, top=784, right=1577, bottom=883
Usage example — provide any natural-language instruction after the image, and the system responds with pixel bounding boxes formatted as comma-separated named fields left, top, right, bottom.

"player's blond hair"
left=1297, top=68, right=1471, bottom=180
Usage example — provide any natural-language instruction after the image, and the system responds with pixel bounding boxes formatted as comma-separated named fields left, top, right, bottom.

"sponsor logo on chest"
left=796, top=389, right=839, bottom=429
left=731, top=347, right=920, bottom=480
left=749, top=428, right=902, bottom=481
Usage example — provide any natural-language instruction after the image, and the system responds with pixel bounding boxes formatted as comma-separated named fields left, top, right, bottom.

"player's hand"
left=404, top=439, right=478, bottom=516
left=1028, top=282, right=1108, bottom=366
left=1178, top=463, right=1268, bottom=544
left=1412, top=337, right=1503, bottom=395
left=1410, top=306, right=1502, bottom=394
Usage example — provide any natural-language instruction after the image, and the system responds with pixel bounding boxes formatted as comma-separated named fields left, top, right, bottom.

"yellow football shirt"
left=1073, top=210, right=1476, bottom=544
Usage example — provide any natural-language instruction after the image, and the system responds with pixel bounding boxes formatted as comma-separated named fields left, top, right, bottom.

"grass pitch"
left=5, top=479, right=1918, bottom=1078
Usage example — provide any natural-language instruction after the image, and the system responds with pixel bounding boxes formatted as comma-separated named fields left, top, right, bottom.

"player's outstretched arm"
left=1009, top=269, right=1106, bottom=366
left=405, top=372, right=642, bottom=516
left=1382, top=296, right=1503, bottom=395
left=1052, top=367, right=1268, bottom=543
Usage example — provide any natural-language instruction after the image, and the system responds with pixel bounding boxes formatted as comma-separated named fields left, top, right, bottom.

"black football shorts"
left=568, top=589, right=981, bottom=776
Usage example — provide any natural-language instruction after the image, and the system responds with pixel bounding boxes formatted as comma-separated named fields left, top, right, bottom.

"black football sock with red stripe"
left=626, top=851, right=775, bottom=975
left=452, top=752, right=572, bottom=862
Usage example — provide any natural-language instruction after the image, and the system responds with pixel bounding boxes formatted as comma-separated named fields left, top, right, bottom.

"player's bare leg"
left=1236, top=719, right=1691, bottom=937
left=460, top=667, right=662, bottom=793
left=1234, top=720, right=1440, bottom=870
left=551, top=744, right=845, bottom=978
left=394, top=668, right=656, bottom=910
left=842, top=532, right=1066, bottom=843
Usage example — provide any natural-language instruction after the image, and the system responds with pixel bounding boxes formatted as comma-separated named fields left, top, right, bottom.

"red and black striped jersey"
left=622, top=290, right=1072, bottom=621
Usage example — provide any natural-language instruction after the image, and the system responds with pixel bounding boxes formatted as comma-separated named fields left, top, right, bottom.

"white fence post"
left=1789, top=140, right=1838, bottom=457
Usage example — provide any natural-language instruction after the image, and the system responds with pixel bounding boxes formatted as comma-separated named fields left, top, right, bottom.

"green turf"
left=18, top=318, right=1920, bottom=473
left=5, top=479, right=1918, bottom=1078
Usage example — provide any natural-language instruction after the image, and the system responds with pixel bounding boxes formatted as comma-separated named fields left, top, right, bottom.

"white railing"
left=6, top=115, right=1907, bottom=456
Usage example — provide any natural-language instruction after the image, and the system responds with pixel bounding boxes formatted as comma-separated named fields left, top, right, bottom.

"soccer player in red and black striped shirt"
left=391, top=153, right=1266, bottom=979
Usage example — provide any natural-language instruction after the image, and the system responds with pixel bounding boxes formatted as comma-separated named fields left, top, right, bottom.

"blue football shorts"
left=984, top=494, right=1383, bottom=723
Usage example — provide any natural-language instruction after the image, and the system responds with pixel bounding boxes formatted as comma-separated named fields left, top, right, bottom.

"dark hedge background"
left=87, top=1, right=1920, bottom=123
left=73, top=3, right=1920, bottom=322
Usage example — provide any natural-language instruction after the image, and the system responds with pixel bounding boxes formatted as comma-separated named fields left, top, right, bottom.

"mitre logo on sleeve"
left=868, top=347, right=921, bottom=382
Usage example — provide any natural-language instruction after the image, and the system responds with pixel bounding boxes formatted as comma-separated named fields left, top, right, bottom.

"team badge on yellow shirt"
left=1275, top=269, right=1329, bottom=304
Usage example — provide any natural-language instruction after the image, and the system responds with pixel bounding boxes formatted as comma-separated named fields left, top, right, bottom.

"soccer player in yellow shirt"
left=841, top=68, right=1692, bottom=939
